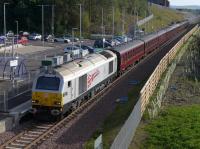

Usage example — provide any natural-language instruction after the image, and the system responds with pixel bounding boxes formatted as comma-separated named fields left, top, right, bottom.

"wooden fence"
left=140, top=25, right=198, bottom=114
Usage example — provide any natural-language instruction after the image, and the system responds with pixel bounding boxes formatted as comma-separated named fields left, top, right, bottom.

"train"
left=31, top=21, right=189, bottom=117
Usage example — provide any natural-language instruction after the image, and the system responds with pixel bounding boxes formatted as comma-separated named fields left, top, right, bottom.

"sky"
left=169, top=0, right=200, bottom=6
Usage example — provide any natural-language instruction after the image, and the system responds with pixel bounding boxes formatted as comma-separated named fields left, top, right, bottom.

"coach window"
left=68, top=81, right=71, bottom=87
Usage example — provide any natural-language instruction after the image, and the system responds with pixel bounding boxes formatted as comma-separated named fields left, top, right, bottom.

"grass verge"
left=140, top=5, right=185, bottom=33
left=142, top=105, right=200, bottom=149
left=84, top=81, right=145, bottom=149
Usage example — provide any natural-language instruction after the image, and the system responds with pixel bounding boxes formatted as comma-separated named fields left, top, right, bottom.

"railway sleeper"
left=5, top=146, right=23, bottom=149
left=24, top=133, right=39, bottom=137
left=15, top=139, right=31, bottom=144
left=35, top=125, right=51, bottom=129
left=28, top=131, right=43, bottom=134
left=33, top=129, right=48, bottom=132
left=20, top=136, right=35, bottom=140
left=10, top=142, right=26, bottom=147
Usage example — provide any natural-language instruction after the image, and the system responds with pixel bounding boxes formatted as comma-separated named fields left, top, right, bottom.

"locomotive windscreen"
left=36, top=76, right=60, bottom=91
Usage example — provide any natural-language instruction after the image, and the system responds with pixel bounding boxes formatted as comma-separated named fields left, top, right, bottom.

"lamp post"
left=38, top=5, right=50, bottom=46
left=77, top=4, right=82, bottom=47
left=4, top=3, right=9, bottom=37
left=112, top=6, right=115, bottom=39
left=72, top=28, right=78, bottom=49
left=72, top=28, right=78, bottom=59
left=51, top=5, right=55, bottom=42
left=16, top=20, right=18, bottom=46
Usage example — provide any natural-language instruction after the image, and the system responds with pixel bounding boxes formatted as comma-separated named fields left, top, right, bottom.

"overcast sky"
left=169, top=0, right=200, bottom=6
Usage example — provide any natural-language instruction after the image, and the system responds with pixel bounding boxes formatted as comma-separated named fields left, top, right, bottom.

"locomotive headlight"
left=54, top=101, right=61, bottom=105
left=32, top=100, right=39, bottom=103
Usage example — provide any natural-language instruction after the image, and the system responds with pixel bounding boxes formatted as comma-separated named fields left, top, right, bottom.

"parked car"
left=0, top=35, right=6, bottom=44
left=7, top=31, right=14, bottom=37
left=64, top=35, right=79, bottom=42
left=63, top=36, right=71, bottom=43
left=75, top=44, right=95, bottom=53
left=14, top=36, right=28, bottom=45
left=29, top=33, right=42, bottom=40
left=44, top=34, right=54, bottom=42
left=54, top=36, right=65, bottom=42
left=114, top=36, right=128, bottom=43
left=64, top=46, right=82, bottom=53
left=18, top=36, right=28, bottom=45
left=22, top=31, right=30, bottom=37
left=106, top=39, right=122, bottom=46
left=93, top=39, right=112, bottom=48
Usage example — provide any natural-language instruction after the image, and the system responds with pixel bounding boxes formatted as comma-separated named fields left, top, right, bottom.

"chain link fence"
left=0, top=77, right=33, bottom=113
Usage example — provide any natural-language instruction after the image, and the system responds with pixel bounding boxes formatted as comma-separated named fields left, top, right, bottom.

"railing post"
left=3, top=91, right=7, bottom=112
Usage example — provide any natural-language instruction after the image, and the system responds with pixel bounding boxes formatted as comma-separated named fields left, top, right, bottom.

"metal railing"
left=0, top=79, right=32, bottom=112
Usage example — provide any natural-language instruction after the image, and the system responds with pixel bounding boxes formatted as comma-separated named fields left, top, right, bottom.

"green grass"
left=142, top=105, right=200, bottom=149
left=140, top=5, right=185, bottom=33
left=84, top=81, right=145, bottom=149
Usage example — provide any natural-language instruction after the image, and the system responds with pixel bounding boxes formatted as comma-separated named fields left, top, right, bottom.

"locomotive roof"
left=54, top=50, right=116, bottom=79
left=113, top=39, right=144, bottom=54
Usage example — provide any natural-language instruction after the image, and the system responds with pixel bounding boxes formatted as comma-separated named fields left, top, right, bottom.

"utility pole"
left=4, top=3, right=9, bottom=37
left=112, top=6, right=115, bottom=39
left=52, top=5, right=55, bottom=41
left=102, top=8, right=104, bottom=37
left=145, top=11, right=146, bottom=35
left=16, top=20, right=18, bottom=46
left=72, top=28, right=78, bottom=49
left=77, top=4, right=82, bottom=48
left=101, top=8, right=105, bottom=49
left=122, top=7, right=125, bottom=35
left=78, top=4, right=82, bottom=40
left=38, top=5, right=50, bottom=46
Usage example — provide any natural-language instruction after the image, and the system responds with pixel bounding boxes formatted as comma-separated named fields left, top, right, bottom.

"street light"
left=15, top=20, right=18, bottom=46
left=38, top=5, right=50, bottom=46
left=72, top=28, right=78, bottom=48
left=77, top=4, right=82, bottom=39
left=77, top=4, right=82, bottom=48
left=4, top=3, right=9, bottom=37
left=112, top=6, right=115, bottom=39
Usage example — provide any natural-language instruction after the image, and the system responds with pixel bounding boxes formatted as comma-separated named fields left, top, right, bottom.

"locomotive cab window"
left=36, top=76, right=60, bottom=91
left=109, top=61, right=113, bottom=74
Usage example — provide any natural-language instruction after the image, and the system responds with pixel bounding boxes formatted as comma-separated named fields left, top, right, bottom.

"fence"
left=110, top=25, right=199, bottom=149
left=0, top=79, right=32, bottom=112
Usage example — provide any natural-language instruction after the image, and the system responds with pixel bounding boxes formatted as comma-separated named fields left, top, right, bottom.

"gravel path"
left=37, top=30, right=190, bottom=149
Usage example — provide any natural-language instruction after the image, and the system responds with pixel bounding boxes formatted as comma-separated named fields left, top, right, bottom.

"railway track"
left=0, top=25, right=193, bottom=149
